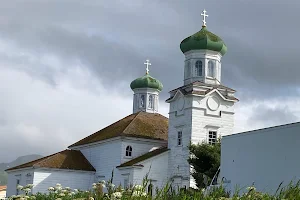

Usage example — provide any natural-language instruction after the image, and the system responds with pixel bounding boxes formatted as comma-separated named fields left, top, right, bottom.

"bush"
left=188, top=140, right=221, bottom=188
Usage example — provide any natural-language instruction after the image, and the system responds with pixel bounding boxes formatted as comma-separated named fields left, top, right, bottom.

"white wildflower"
left=10, top=195, right=16, bottom=198
left=23, top=188, right=31, bottom=193
left=134, top=185, right=143, bottom=191
left=17, top=185, right=23, bottom=190
left=92, top=183, right=96, bottom=187
left=99, top=180, right=106, bottom=185
left=19, top=198, right=25, bottom=200
left=61, top=189, right=67, bottom=193
left=111, top=184, right=115, bottom=188
left=132, top=190, right=147, bottom=197
left=89, top=197, right=94, bottom=200
left=55, top=186, right=62, bottom=191
left=73, top=189, right=78, bottom=193
left=48, top=187, right=55, bottom=191
left=70, top=192, right=75, bottom=195
left=56, top=198, right=62, bottom=200
left=56, top=183, right=62, bottom=187
left=246, top=186, right=256, bottom=191
left=92, top=185, right=97, bottom=189
left=26, top=184, right=34, bottom=189
left=65, top=187, right=70, bottom=190
left=111, top=191, right=122, bottom=199
left=24, top=196, right=29, bottom=199
left=59, top=193, right=65, bottom=197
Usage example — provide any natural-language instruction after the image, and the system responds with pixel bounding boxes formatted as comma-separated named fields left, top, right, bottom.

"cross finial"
left=144, top=59, right=151, bottom=74
left=201, top=9, right=208, bottom=27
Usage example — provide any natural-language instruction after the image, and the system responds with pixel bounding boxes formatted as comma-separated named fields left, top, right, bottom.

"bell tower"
left=130, top=59, right=163, bottom=114
left=166, top=10, right=238, bottom=189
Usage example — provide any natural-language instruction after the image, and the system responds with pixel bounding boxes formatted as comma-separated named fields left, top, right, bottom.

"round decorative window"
left=207, top=97, right=220, bottom=111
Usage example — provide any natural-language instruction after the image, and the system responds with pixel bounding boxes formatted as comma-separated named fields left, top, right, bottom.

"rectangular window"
left=177, top=131, right=182, bottom=146
left=208, top=131, right=217, bottom=145
left=124, top=178, right=128, bottom=189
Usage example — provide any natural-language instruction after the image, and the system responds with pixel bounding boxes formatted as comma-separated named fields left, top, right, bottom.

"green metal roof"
left=130, top=73, right=163, bottom=91
left=180, top=26, right=227, bottom=55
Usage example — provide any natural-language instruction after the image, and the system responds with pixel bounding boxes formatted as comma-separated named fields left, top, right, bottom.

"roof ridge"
left=5, top=150, right=66, bottom=171
left=122, top=111, right=142, bottom=134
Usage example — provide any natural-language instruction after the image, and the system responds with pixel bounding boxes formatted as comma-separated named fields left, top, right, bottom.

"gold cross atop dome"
left=201, top=9, right=208, bottom=27
left=144, top=59, right=151, bottom=74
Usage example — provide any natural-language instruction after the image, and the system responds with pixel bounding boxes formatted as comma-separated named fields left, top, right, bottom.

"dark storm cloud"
left=0, top=0, right=299, bottom=101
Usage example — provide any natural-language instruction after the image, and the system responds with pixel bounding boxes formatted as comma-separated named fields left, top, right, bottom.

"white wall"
left=32, top=169, right=94, bottom=194
left=75, top=137, right=166, bottom=187
left=220, top=122, right=300, bottom=195
left=6, top=169, right=34, bottom=197
left=167, top=90, right=235, bottom=189
left=131, top=151, right=169, bottom=195
left=121, top=138, right=166, bottom=164
left=77, top=139, right=122, bottom=185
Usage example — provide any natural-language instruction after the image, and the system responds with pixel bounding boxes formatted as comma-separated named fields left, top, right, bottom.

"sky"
left=1, top=0, right=300, bottom=162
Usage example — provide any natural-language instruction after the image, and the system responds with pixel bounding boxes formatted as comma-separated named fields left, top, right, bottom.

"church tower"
left=130, top=60, right=163, bottom=113
left=166, top=10, right=238, bottom=189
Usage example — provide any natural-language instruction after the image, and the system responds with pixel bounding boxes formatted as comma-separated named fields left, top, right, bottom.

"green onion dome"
left=130, top=73, right=163, bottom=91
left=180, top=26, right=227, bottom=55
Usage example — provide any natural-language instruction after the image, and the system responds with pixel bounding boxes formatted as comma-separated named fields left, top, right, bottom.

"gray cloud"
left=247, top=105, right=298, bottom=128
left=1, top=0, right=300, bottom=162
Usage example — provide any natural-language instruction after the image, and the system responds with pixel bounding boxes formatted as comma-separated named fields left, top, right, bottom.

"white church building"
left=7, top=10, right=240, bottom=196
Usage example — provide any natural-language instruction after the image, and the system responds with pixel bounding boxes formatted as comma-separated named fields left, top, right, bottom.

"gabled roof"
left=5, top=150, right=95, bottom=172
left=166, top=81, right=238, bottom=102
left=169, top=81, right=236, bottom=93
left=69, top=112, right=168, bottom=148
left=117, top=147, right=169, bottom=168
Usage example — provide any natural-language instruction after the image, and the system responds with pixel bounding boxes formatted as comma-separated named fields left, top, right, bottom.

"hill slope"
left=0, top=154, right=43, bottom=185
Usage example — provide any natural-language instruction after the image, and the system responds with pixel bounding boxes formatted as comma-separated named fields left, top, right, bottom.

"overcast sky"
left=1, top=0, right=300, bottom=162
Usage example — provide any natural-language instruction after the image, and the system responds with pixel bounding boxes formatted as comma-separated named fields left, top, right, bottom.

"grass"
left=8, top=177, right=300, bottom=200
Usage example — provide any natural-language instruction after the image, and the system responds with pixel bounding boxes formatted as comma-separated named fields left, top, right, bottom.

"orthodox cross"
left=144, top=59, right=151, bottom=74
left=201, top=9, right=208, bottom=27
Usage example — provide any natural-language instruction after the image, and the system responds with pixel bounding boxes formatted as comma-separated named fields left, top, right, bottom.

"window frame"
left=140, top=95, right=145, bottom=108
left=207, top=60, right=215, bottom=78
left=177, top=131, right=183, bottom=146
left=195, top=60, right=203, bottom=76
left=148, top=94, right=154, bottom=109
left=125, top=145, right=133, bottom=157
left=185, top=61, right=191, bottom=78
left=208, top=131, right=217, bottom=145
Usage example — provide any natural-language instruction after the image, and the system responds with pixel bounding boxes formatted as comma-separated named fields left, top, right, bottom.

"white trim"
left=6, top=167, right=33, bottom=173
left=166, top=89, right=184, bottom=103
left=34, top=167, right=96, bottom=174
left=70, top=136, right=122, bottom=149
left=117, top=150, right=169, bottom=170
left=70, top=135, right=167, bottom=150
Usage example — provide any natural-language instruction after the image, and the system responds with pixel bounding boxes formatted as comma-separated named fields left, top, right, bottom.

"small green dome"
left=180, top=26, right=227, bottom=55
left=130, top=74, right=163, bottom=91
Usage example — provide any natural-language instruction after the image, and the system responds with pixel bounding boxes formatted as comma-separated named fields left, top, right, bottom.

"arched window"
left=140, top=95, right=145, bottom=108
left=185, top=61, right=191, bottom=78
left=126, top=146, right=132, bottom=157
left=148, top=95, right=154, bottom=109
left=208, top=60, right=215, bottom=77
left=195, top=60, right=202, bottom=76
